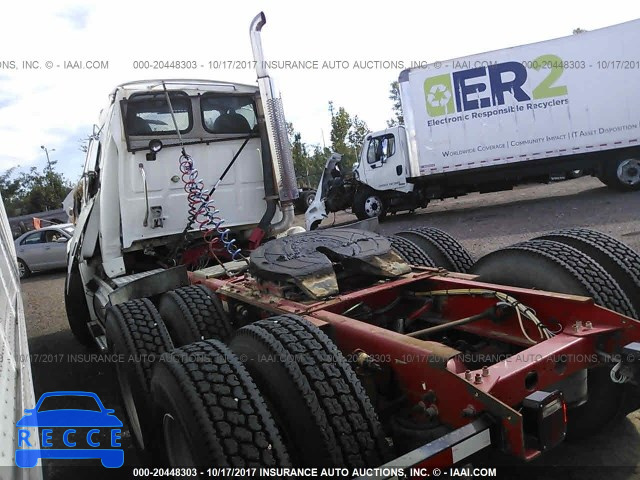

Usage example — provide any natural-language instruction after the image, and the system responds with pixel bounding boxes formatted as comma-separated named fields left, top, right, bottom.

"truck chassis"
left=99, top=226, right=640, bottom=476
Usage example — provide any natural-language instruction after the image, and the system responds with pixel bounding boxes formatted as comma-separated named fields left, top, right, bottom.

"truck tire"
left=353, top=187, right=387, bottom=221
left=302, top=191, right=315, bottom=208
left=151, top=340, right=291, bottom=468
left=387, top=235, right=436, bottom=267
left=295, top=191, right=316, bottom=214
left=105, top=298, right=174, bottom=456
left=470, top=239, right=633, bottom=436
left=65, top=264, right=94, bottom=347
left=396, top=227, right=474, bottom=273
left=536, top=228, right=640, bottom=318
left=600, top=154, right=640, bottom=191
left=229, top=314, right=390, bottom=468
left=158, top=285, right=233, bottom=347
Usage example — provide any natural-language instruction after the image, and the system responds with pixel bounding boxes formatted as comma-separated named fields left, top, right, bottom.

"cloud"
left=56, top=5, right=91, bottom=30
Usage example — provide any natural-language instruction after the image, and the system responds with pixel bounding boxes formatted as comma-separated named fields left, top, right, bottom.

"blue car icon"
left=15, top=391, right=124, bottom=468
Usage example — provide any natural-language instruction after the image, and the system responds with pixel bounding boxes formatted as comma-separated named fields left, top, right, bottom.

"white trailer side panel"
left=0, top=194, right=42, bottom=476
left=400, top=19, right=640, bottom=177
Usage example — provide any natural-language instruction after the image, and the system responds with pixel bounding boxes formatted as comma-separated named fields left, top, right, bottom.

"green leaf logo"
left=424, top=74, right=455, bottom=117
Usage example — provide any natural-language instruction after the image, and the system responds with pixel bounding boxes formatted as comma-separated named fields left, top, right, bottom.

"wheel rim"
left=116, top=361, right=144, bottom=449
left=306, top=193, right=315, bottom=207
left=364, top=195, right=383, bottom=217
left=18, top=261, right=26, bottom=278
left=616, top=158, right=640, bottom=185
left=163, top=413, right=196, bottom=467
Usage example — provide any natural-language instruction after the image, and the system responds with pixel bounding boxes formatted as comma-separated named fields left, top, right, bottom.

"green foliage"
left=0, top=159, right=72, bottom=216
left=287, top=122, right=326, bottom=188
left=329, top=103, right=370, bottom=171
left=387, top=81, right=404, bottom=127
left=285, top=103, right=371, bottom=189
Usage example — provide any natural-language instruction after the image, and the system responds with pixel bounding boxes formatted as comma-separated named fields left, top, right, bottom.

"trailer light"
left=522, top=390, right=566, bottom=452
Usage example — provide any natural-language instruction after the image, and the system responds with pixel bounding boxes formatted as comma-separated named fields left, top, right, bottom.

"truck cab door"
left=359, top=129, right=411, bottom=193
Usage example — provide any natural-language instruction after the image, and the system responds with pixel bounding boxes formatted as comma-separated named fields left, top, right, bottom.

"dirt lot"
left=21, top=176, right=640, bottom=479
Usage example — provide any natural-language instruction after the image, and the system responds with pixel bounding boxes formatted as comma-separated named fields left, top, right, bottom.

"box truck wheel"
left=353, top=188, right=387, bottom=221
left=106, top=298, right=174, bottom=458
left=158, top=285, right=232, bottom=347
left=151, top=340, right=291, bottom=468
left=471, top=239, right=633, bottom=436
left=229, top=314, right=391, bottom=468
left=601, top=156, right=640, bottom=191
left=65, top=264, right=94, bottom=347
left=536, top=228, right=640, bottom=318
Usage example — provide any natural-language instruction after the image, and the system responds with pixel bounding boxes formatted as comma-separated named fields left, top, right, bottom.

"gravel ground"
left=21, top=175, right=640, bottom=478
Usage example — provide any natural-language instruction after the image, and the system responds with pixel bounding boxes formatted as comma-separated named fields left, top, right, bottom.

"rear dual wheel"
left=151, top=340, right=291, bottom=470
left=395, top=227, right=474, bottom=273
left=471, top=236, right=636, bottom=437
left=229, top=314, right=390, bottom=467
left=151, top=314, right=390, bottom=470
left=158, top=285, right=232, bottom=347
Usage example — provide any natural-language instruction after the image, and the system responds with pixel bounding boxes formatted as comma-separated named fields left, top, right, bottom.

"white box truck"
left=306, top=19, right=640, bottom=228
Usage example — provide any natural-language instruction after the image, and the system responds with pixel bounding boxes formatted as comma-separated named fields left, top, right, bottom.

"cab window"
left=367, top=134, right=395, bottom=164
left=201, top=94, right=257, bottom=134
left=125, top=91, right=192, bottom=135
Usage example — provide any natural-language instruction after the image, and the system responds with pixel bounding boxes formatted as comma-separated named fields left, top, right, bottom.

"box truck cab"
left=306, top=19, right=640, bottom=229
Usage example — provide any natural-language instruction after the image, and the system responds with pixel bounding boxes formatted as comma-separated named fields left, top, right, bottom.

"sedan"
left=14, top=224, right=74, bottom=279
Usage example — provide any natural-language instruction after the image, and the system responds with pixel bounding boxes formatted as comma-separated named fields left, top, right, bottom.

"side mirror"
left=56, top=237, right=69, bottom=243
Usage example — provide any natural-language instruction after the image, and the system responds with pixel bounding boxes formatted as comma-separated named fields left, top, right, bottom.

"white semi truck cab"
left=66, top=13, right=298, bottom=350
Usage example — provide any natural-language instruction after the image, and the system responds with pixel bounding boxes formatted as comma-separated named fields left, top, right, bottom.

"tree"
left=286, top=123, right=325, bottom=188
left=347, top=115, right=370, bottom=156
left=0, top=160, right=72, bottom=216
left=573, top=28, right=587, bottom=35
left=329, top=103, right=371, bottom=171
left=0, top=167, right=23, bottom=214
left=330, top=106, right=351, bottom=153
left=387, top=81, right=404, bottom=127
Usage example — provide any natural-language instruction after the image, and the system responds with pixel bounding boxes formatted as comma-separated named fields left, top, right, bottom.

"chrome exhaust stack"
left=250, top=12, right=298, bottom=235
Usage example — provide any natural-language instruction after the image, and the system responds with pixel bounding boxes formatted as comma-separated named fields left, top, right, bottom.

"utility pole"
left=40, top=145, right=56, bottom=211
left=40, top=145, right=55, bottom=174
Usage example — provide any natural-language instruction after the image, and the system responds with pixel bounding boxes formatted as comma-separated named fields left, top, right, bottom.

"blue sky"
left=1, top=0, right=640, bottom=183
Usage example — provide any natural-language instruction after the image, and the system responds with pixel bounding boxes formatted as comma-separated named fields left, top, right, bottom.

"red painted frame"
left=190, top=266, right=640, bottom=463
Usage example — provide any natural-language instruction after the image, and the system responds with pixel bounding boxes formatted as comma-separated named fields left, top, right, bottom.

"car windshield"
left=38, top=395, right=101, bottom=412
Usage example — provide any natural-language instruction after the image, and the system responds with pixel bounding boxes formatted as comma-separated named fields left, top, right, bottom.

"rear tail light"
left=522, top=390, right=566, bottom=452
